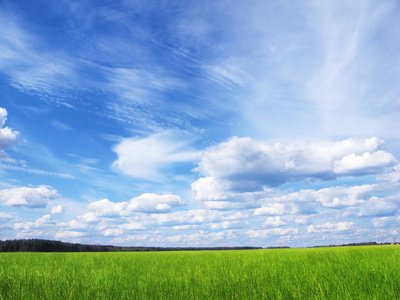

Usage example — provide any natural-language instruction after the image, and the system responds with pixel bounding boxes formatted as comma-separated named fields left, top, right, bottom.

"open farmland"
left=1, top=245, right=399, bottom=299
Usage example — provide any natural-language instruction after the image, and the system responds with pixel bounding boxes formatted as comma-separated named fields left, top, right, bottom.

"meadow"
left=1, top=245, right=399, bottom=299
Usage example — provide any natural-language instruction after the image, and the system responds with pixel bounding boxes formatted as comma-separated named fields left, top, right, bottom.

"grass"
left=1, top=245, right=399, bottom=299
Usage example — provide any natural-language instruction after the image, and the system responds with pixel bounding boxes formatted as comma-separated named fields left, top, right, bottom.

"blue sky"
left=1, top=0, right=399, bottom=247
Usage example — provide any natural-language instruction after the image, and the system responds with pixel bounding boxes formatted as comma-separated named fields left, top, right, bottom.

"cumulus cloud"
left=60, top=219, right=88, bottom=230
left=193, top=176, right=381, bottom=215
left=127, top=193, right=184, bottom=213
left=378, top=164, right=400, bottom=185
left=162, top=231, right=237, bottom=245
left=315, top=185, right=376, bottom=208
left=150, top=209, right=230, bottom=226
left=35, top=214, right=53, bottom=227
left=191, top=177, right=229, bottom=201
left=58, top=193, right=185, bottom=236
left=210, top=220, right=248, bottom=229
left=370, top=216, right=398, bottom=228
left=76, top=212, right=98, bottom=223
left=112, top=131, right=200, bottom=181
left=262, top=216, right=287, bottom=227
left=194, top=137, right=397, bottom=191
left=295, top=215, right=314, bottom=225
left=51, top=205, right=65, bottom=215
left=358, top=196, right=400, bottom=217
left=200, top=200, right=258, bottom=211
left=0, top=186, right=59, bottom=208
left=119, top=222, right=146, bottom=230
left=0, top=212, right=12, bottom=223
left=246, top=228, right=299, bottom=238
left=87, top=199, right=127, bottom=217
left=333, top=151, right=396, bottom=175
left=14, top=214, right=54, bottom=231
left=254, top=203, right=287, bottom=216
left=248, top=184, right=378, bottom=229
left=103, top=228, right=124, bottom=237
left=0, top=107, right=18, bottom=157
left=191, top=137, right=398, bottom=214
left=191, top=177, right=273, bottom=211
left=262, top=184, right=376, bottom=209
left=307, top=222, right=355, bottom=233
left=85, top=193, right=184, bottom=218
left=55, top=230, right=85, bottom=239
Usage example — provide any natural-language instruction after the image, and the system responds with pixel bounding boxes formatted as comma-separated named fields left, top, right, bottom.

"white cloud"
left=378, top=164, right=400, bottom=184
left=0, top=108, right=7, bottom=128
left=200, top=200, right=257, bottom=211
left=35, top=214, right=53, bottom=227
left=111, top=234, right=151, bottom=245
left=333, top=151, right=397, bottom=175
left=15, top=230, right=52, bottom=240
left=307, top=222, right=354, bottom=233
left=50, top=120, right=73, bottom=131
left=192, top=177, right=272, bottom=211
left=55, top=230, right=85, bottom=239
left=85, top=193, right=184, bottom=217
left=191, top=177, right=229, bottom=201
left=0, top=164, right=74, bottom=179
left=254, top=204, right=287, bottom=216
left=172, top=224, right=202, bottom=230
left=195, top=181, right=378, bottom=216
left=51, top=205, right=65, bottom=215
left=358, top=196, right=400, bottom=217
left=76, top=212, right=98, bottom=223
left=127, top=193, right=184, bottom=213
left=246, top=228, right=299, bottom=238
left=0, top=107, right=18, bottom=157
left=112, top=131, right=200, bottom=181
left=106, top=67, right=182, bottom=104
left=103, top=228, right=124, bottom=236
left=150, top=209, right=226, bottom=226
left=14, top=214, right=54, bottom=231
left=119, top=222, right=146, bottom=230
left=194, top=137, right=397, bottom=190
left=0, top=212, right=13, bottom=223
left=254, top=184, right=377, bottom=211
left=60, top=219, right=89, bottom=230
left=262, top=216, right=287, bottom=227
left=87, top=199, right=128, bottom=217
left=315, top=185, right=375, bottom=208
left=370, top=216, right=398, bottom=228
left=210, top=220, right=248, bottom=229
left=162, top=231, right=237, bottom=245
left=0, top=186, right=59, bottom=208
left=295, top=215, right=314, bottom=225
left=304, top=1, right=400, bottom=140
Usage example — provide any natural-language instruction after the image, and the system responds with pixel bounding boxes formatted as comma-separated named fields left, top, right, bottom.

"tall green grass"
left=1, top=245, right=399, bottom=299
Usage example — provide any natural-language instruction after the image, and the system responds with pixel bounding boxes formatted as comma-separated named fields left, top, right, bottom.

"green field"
left=1, top=245, right=399, bottom=299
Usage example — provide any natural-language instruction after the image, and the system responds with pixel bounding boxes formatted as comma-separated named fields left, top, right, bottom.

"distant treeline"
left=0, top=239, right=262, bottom=252
left=0, top=239, right=384, bottom=252
left=312, top=242, right=378, bottom=248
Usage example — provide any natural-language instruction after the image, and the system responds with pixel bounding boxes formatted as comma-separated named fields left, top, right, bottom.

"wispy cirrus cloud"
left=305, top=1, right=400, bottom=139
left=112, top=130, right=201, bottom=181
left=0, top=164, right=75, bottom=179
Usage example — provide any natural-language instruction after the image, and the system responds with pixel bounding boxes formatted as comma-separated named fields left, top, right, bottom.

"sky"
left=0, top=0, right=400, bottom=248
